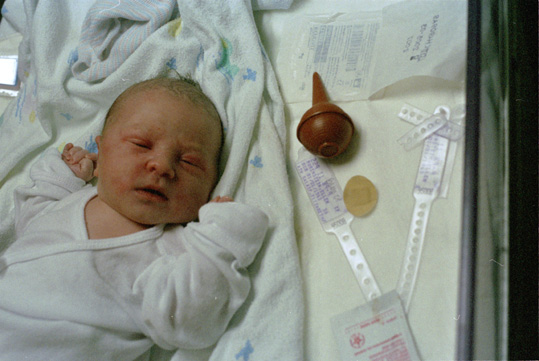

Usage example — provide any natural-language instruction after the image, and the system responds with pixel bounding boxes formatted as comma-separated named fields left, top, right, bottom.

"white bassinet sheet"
left=0, top=0, right=466, bottom=360
left=254, top=0, right=466, bottom=360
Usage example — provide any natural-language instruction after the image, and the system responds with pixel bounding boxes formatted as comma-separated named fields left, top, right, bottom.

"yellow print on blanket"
left=57, top=142, right=67, bottom=153
left=14, top=82, right=38, bottom=125
left=168, top=18, right=182, bottom=37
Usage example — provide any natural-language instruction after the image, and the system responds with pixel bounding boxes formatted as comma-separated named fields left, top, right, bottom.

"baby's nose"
left=147, top=155, right=175, bottom=178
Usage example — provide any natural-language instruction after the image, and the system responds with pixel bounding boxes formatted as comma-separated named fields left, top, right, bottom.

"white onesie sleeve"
left=131, top=201, right=269, bottom=350
left=13, top=148, right=86, bottom=237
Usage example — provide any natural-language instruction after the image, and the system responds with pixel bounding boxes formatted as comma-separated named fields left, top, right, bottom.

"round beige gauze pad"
left=343, top=175, right=378, bottom=217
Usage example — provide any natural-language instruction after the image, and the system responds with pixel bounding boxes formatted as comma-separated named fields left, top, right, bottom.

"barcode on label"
left=346, top=25, right=364, bottom=71
left=314, top=25, right=333, bottom=64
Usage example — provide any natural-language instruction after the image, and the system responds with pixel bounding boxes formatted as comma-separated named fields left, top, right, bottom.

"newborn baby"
left=0, top=76, right=268, bottom=360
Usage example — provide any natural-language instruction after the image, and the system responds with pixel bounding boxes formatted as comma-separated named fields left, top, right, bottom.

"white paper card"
left=277, top=12, right=381, bottom=102
left=276, top=0, right=466, bottom=102
left=369, top=0, right=467, bottom=96
left=331, top=291, right=420, bottom=361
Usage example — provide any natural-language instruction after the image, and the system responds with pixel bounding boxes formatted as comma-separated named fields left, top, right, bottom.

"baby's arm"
left=132, top=201, right=268, bottom=350
left=14, top=146, right=92, bottom=237
left=61, top=143, right=97, bottom=182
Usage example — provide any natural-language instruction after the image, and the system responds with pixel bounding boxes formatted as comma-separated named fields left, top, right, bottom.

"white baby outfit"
left=0, top=149, right=268, bottom=360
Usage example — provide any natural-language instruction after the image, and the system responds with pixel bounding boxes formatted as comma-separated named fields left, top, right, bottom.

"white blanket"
left=0, top=0, right=303, bottom=360
left=72, top=0, right=179, bottom=82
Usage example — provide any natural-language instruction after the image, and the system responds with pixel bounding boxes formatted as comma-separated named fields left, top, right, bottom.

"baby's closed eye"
left=129, top=139, right=151, bottom=149
left=179, top=153, right=206, bottom=169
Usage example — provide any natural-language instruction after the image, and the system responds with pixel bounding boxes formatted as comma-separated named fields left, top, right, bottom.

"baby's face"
left=95, top=88, right=222, bottom=226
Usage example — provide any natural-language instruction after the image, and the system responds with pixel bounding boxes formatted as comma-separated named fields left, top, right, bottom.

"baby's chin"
left=129, top=211, right=199, bottom=227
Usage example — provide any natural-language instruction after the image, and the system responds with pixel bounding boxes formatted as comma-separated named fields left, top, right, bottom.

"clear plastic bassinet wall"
left=457, top=0, right=537, bottom=360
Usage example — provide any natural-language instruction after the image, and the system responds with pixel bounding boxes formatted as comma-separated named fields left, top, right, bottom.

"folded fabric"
left=0, top=0, right=27, bottom=35
left=71, top=0, right=294, bottom=82
left=252, top=0, right=294, bottom=10
left=72, top=0, right=177, bottom=82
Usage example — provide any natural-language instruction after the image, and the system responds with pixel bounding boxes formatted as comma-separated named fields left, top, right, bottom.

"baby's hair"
left=103, top=74, right=222, bottom=135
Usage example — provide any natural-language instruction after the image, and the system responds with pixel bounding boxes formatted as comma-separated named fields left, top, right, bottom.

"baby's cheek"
left=116, top=182, right=132, bottom=196
left=111, top=170, right=133, bottom=189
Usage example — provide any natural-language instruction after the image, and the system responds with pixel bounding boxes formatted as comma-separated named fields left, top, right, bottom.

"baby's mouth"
left=137, top=187, right=168, bottom=201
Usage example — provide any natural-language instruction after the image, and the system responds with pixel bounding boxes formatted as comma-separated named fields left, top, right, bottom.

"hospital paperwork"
left=277, top=0, right=466, bottom=102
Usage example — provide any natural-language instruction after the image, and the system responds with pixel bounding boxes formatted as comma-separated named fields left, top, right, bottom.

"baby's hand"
left=211, top=196, right=233, bottom=203
left=61, top=143, right=97, bottom=182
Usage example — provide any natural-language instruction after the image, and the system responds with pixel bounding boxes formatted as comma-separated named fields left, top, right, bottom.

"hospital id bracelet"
left=396, top=133, right=450, bottom=311
left=296, top=147, right=381, bottom=301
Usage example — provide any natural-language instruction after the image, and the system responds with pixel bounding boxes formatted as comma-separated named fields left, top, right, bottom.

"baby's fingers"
left=85, top=153, right=98, bottom=162
left=62, top=143, right=74, bottom=153
left=71, top=148, right=90, bottom=164
left=78, top=157, right=95, bottom=182
left=61, top=143, right=74, bottom=160
left=62, top=145, right=89, bottom=165
left=211, top=196, right=234, bottom=203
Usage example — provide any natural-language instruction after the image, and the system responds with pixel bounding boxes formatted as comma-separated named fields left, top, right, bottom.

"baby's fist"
left=61, top=143, right=97, bottom=182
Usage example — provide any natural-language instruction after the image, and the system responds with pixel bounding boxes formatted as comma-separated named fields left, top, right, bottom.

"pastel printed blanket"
left=0, top=0, right=303, bottom=360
